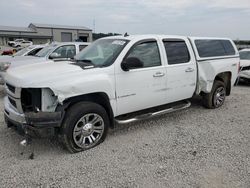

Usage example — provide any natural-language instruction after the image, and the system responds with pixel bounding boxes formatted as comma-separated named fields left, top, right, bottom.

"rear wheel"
left=61, top=102, right=109, bottom=153
left=203, top=80, right=226, bottom=109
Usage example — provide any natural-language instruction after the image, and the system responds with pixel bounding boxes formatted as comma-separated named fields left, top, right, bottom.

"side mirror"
left=121, top=57, right=143, bottom=71
left=49, top=52, right=60, bottom=59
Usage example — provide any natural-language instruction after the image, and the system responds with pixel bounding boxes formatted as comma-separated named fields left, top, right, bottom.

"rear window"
left=195, top=39, right=236, bottom=58
left=163, top=40, right=190, bottom=65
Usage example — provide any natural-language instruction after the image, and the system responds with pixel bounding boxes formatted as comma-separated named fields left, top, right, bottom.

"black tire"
left=203, top=80, right=226, bottom=109
left=61, top=101, right=109, bottom=153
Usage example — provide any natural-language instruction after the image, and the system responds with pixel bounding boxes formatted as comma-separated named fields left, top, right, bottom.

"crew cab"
left=4, top=35, right=240, bottom=153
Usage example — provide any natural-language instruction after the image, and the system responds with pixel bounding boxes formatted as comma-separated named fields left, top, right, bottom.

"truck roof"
left=104, top=34, right=233, bottom=41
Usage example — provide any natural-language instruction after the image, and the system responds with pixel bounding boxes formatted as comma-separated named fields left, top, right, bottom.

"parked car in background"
left=3, top=35, right=239, bottom=152
left=34, top=42, right=90, bottom=61
left=238, top=49, right=250, bottom=83
left=0, top=45, right=45, bottom=60
left=0, top=42, right=90, bottom=83
left=0, top=45, right=46, bottom=84
left=8, top=39, right=25, bottom=47
left=13, top=41, right=33, bottom=48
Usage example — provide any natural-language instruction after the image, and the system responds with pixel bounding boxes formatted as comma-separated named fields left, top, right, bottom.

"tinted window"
left=195, top=40, right=235, bottom=58
left=127, top=41, right=161, bottom=68
left=222, top=40, right=235, bottom=55
left=163, top=40, right=190, bottom=65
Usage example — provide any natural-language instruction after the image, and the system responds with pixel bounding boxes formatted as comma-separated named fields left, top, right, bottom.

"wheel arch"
left=214, top=72, right=232, bottom=96
left=61, top=92, right=115, bottom=129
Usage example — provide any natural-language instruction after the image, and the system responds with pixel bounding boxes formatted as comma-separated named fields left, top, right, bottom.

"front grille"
left=6, top=83, right=15, bottom=93
left=8, top=97, right=17, bottom=108
left=21, top=88, right=41, bottom=112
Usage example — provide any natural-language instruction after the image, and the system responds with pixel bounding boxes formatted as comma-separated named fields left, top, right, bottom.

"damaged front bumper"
left=4, top=97, right=62, bottom=138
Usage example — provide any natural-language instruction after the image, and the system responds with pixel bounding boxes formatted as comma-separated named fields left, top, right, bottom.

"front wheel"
left=203, top=80, right=226, bottom=109
left=61, top=102, right=109, bottom=153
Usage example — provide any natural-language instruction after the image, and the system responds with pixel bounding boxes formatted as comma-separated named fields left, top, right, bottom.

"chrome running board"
left=115, top=101, right=191, bottom=124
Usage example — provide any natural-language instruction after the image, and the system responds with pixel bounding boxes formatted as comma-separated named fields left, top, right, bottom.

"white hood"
left=5, top=61, right=85, bottom=87
left=5, top=61, right=114, bottom=103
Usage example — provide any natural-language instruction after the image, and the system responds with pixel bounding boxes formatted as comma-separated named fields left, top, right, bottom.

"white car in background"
left=0, top=42, right=90, bottom=83
left=239, top=49, right=250, bottom=82
left=8, top=39, right=25, bottom=47
left=13, top=41, right=33, bottom=48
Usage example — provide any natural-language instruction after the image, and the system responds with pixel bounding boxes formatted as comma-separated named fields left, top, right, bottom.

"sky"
left=0, top=0, right=249, bottom=40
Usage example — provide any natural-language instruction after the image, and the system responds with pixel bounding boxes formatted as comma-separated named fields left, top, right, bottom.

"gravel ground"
left=0, top=85, right=249, bottom=188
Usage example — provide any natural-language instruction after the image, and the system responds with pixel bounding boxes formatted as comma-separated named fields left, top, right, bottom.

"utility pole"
left=93, top=19, right=96, bottom=33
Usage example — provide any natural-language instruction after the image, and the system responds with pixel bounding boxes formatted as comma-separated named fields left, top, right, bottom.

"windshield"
left=35, top=44, right=58, bottom=57
left=240, top=51, right=250, bottom=60
left=13, top=47, right=33, bottom=56
left=75, top=39, right=129, bottom=67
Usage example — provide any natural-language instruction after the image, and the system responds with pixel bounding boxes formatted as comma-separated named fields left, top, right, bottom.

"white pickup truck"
left=4, top=35, right=240, bottom=153
left=8, top=39, right=25, bottom=47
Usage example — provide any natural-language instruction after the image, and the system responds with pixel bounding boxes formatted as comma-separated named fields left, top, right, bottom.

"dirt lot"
left=0, top=85, right=249, bottom=188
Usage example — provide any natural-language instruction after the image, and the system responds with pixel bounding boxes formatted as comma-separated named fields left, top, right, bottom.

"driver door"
left=115, top=40, right=167, bottom=115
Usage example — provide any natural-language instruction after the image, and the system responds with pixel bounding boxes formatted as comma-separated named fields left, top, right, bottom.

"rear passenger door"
left=163, top=38, right=197, bottom=103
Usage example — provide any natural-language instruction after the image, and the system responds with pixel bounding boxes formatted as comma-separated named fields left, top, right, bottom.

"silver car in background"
left=0, top=42, right=90, bottom=84
left=0, top=45, right=46, bottom=84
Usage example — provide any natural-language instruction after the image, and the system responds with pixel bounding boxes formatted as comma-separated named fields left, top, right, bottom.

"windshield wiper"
left=75, top=59, right=94, bottom=65
left=71, top=59, right=96, bottom=69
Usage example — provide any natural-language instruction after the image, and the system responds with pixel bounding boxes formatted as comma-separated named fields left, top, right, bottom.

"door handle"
left=153, top=72, right=165, bottom=77
left=185, top=67, right=194, bottom=72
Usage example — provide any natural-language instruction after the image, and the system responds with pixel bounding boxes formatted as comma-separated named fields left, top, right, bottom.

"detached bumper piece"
left=5, top=111, right=62, bottom=138
left=25, top=111, right=62, bottom=127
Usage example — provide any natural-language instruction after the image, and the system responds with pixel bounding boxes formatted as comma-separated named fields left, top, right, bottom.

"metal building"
left=0, top=23, right=92, bottom=45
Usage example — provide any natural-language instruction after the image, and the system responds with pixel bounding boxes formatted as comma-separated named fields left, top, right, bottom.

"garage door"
left=61, top=32, right=72, bottom=42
